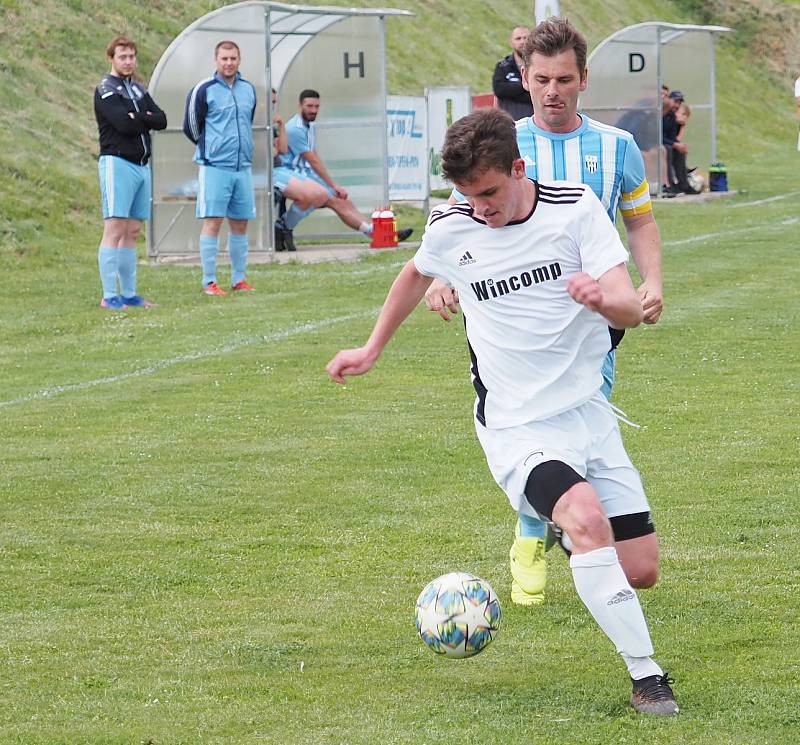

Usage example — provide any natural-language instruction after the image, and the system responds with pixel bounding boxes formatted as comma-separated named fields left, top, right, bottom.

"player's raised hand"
left=425, top=280, right=460, bottom=322
left=567, top=272, right=603, bottom=312
left=326, top=347, right=376, bottom=384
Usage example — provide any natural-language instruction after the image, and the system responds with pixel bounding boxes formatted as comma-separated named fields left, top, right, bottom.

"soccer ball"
left=415, top=572, right=501, bottom=658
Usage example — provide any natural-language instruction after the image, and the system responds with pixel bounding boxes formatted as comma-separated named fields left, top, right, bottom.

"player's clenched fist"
left=567, top=272, right=603, bottom=312
left=326, top=347, right=377, bottom=384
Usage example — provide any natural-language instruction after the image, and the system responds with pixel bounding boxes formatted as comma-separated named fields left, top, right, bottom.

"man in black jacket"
left=492, top=26, right=533, bottom=120
left=661, top=90, right=697, bottom=196
left=94, top=35, right=166, bottom=309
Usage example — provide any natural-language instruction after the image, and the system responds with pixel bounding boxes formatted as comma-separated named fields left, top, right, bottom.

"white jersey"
left=414, top=181, right=628, bottom=429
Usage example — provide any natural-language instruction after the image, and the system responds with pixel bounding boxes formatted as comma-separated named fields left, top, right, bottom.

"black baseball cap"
left=668, top=90, right=684, bottom=101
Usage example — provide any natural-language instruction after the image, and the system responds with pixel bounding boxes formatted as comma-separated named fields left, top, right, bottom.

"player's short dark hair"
left=522, top=17, right=587, bottom=73
left=441, top=108, right=520, bottom=184
left=299, top=89, right=320, bottom=103
left=106, top=35, right=136, bottom=59
left=214, top=40, right=240, bottom=57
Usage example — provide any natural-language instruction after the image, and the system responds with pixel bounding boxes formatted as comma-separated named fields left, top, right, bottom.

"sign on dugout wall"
left=425, top=87, right=472, bottom=192
left=386, top=96, right=428, bottom=202
left=147, top=2, right=412, bottom=257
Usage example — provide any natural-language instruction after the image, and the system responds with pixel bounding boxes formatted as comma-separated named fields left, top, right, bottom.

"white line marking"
left=729, top=190, right=800, bottom=208
left=0, top=310, right=377, bottom=409
left=663, top=216, right=798, bottom=247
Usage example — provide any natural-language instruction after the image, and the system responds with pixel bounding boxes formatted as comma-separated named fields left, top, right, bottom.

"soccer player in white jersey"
left=326, top=108, right=678, bottom=716
left=427, top=18, right=663, bottom=606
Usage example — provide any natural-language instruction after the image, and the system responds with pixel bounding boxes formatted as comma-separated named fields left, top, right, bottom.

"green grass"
left=3, top=186, right=800, bottom=743
left=2, top=0, right=800, bottom=741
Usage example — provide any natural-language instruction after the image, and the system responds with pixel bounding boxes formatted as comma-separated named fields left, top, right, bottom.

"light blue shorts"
left=274, top=166, right=335, bottom=199
left=273, top=165, right=297, bottom=193
left=304, top=169, right=335, bottom=198
left=196, top=164, right=256, bottom=220
left=98, top=155, right=151, bottom=220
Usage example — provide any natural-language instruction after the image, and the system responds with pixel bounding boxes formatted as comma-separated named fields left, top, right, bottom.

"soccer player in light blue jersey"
left=274, top=90, right=413, bottom=250
left=426, top=18, right=663, bottom=607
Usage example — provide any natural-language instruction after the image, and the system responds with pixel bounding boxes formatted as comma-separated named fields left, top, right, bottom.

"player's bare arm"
left=327, top=260, right=433, bottom=384
left=567, top=264, right=643, bottom=329
left=623, top=211, right=663, bottom=325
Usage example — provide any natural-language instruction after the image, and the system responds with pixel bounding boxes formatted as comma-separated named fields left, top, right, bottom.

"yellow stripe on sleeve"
left=619, top=179, right=653, bottom=217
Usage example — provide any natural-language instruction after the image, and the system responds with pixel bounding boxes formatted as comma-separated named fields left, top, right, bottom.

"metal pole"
left=265, top=6, right=274, bottom=252
left=656, top=26, right=664, bottom=197
left=710, top=33, right=718, bottom=163
left=378, top=16, right=389, bottom=207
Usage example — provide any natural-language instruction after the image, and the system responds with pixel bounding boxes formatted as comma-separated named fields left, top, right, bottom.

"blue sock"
left=519, top=513, right=548, bottom=539
left=117, top=247, right=137, bottom=298
left=97, top=246, right=119, bottom=299
left=200, top=235, right=218, bottom=286
left=282, top=203, right=315, bottom=230
left=229, top=233, right=248, bottom=286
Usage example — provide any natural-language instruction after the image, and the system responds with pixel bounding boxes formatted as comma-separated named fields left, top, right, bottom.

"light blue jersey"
left=282, top=113, right=316, bottom=174
left=454, top=114, right=652, bottom=222
left=515, top=115, right=652, bottom=221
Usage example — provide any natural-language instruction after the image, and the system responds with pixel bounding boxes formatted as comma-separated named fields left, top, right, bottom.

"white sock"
left=359, top=221, right=373, bottom=235
left=622, top=653, right=663, bottom=680
left=570, top=546, right=656, bottom=664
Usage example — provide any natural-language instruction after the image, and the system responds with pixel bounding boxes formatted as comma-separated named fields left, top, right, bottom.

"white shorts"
left=475, top=392, right=649, bottom=521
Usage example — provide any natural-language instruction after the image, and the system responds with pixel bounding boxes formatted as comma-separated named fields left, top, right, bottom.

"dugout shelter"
left=147, top=1, right=412, bottom=259
left=579, top=22, right=732, bottom=197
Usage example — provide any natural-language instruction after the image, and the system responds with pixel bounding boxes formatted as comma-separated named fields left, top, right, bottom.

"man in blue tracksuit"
left=184, top=40, right=257, bottom=296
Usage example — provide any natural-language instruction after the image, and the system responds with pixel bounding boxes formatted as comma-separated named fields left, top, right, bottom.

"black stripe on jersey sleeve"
left=537, top=196, right=582, bottom=205
left=537, top=183, right=586, bottom=197
left=428, top=203, right=474, bottom=227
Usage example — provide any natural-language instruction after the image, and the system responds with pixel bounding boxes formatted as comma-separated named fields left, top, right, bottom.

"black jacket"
left=492, top=54, right=533, bottom=120
left=94, top=74, right=167, bottom=165
left=661, top=110, right=680, bottom=147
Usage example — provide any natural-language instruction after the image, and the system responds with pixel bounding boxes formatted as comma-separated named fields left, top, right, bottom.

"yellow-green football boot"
left=509, top=519, right=547, bottom=605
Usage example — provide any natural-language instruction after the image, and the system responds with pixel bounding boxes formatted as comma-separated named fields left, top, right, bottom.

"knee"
left=626, top=560, right=659, bottom=589
left=566, top=505, right=613, bottom=548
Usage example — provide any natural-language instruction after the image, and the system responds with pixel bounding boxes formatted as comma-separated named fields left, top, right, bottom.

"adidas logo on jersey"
left=470, top=262, right=562, bottom=302
left=607, top=589, right=635, bottom=606
left=458, top=251, right=476, bottom=266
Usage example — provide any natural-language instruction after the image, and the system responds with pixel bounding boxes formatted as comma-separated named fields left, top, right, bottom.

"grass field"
left=2, top=176, right=799, bottom=743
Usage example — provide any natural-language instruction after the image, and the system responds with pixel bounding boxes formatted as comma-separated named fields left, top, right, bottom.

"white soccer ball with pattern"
left=415, top=572, right=501, bottom=659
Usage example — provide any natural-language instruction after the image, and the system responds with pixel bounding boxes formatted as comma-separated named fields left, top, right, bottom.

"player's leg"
left=97, top=155, right=130, bottom=308
left=118, top=164, right=155, bottom=308
left=325, top=194, right=373, bottom=234
left=276, top=172, right=331, bottom=251
left=527, top=465, right=677, bottom=715
left=509, top=513, right=548, bottom=606
left=615, top=531, right=659, bottom=589
left=197, top=165, right=231, bottom=295
left=586, top=395, right=660, bottom=589
left=227, top=169, right=256, bottom=291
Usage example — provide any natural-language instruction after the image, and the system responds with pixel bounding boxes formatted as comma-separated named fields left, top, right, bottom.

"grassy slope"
left=0, top=0, right=798, bottom=263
